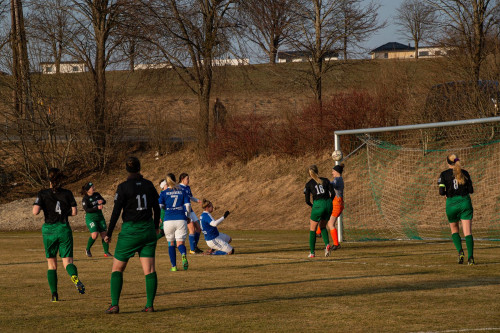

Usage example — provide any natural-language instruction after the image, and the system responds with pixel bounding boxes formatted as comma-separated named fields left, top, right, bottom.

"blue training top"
left=179, top=183, right=193, bottom=201
left=200, top=211, right=220, bottom=241
left=331, top=177, right=344, bottom=199
left=159, top=187, right=190, bottom=221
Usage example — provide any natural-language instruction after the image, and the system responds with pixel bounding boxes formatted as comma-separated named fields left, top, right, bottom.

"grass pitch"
left=1, top=230, right=499, bottom=332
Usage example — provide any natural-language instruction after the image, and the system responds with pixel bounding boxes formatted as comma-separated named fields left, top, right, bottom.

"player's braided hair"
left=308, top=165, right=321, bottom=184
left=447, top=153, right=466, bottom=185
left=202, top=199, right=212, bottom=209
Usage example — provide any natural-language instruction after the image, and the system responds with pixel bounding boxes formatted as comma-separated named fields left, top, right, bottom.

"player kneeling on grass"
left=200, top=199, right=234, bottom=255
left=33, top=168, right=85, bottom=302
left=81, top=182, right=112, bottom=258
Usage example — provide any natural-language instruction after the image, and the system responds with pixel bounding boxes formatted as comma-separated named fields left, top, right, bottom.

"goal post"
left=334, top=116, right=500, bottom=242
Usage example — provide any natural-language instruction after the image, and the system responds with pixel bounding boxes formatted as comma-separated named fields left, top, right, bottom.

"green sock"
left=111, top=271, right=123, bottom=306
left=47, top=269, right=57, bottom=294
left=102, top=239, right=109, bottom=253
left=451, top=233, right=462, bottom=253
left=145, top=272, right=157, bottom=308
left=65, top=263, right=78, bottom=277
left=86, top=237, right=96, bottom=251
left=465, top=235, right=474, bottom=259
left=321, top=228, right=329, bottom=246
left=309, top=231, right=316, bottom=254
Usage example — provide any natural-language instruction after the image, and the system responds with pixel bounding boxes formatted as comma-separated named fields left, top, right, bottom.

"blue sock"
left=213, top=251, right=227, bottom=255
left=168, top=246, right=176, bottom=267
left=178, top=244, right=187, bottom=255
left=194, top=232, right=200, bottom=247
left=188, top=235, right=196, bottom=251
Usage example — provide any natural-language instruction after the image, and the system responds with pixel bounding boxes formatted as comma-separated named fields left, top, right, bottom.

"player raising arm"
left=200, top=199, right=233, bottom=255
left=33, top=168, right=85, bottom=302
left=304, top=165, right=333, bottom=258
left=438, top=154, right=475, bottom=265
left=104, top=157, right=161, bottom=314
left=81, top=182, right=112, bottom=257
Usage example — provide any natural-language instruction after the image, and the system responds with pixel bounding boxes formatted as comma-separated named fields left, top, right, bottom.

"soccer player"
left=326, top=164, right=345, bottom=255
left=304, top=165, right=334, bottom=258
left=32, top=168, right=85, bottom=302
left=104, top=157, right=160, bottom=314
left=81, top=182, right=112, bottom=257
left=438, top=154, right=475, bottom=265
left=199, top=199, right=233, bottom=255
left=179, top=173, right=204, bottom=254
left=159, top=173, right=190, bottom=271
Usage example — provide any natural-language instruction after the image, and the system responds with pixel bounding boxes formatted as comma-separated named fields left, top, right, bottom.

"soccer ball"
left=331, top=150, right=343, bottom=161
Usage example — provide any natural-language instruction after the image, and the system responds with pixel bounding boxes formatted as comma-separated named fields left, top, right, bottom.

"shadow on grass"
left=148, top=277, right=500, bottom=313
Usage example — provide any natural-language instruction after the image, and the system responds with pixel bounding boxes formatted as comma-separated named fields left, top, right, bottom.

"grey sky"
left=364, top=0, right=407, bottom=52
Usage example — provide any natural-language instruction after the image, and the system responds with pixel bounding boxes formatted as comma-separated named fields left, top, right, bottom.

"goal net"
left=336, top=117, right=500, bottom=241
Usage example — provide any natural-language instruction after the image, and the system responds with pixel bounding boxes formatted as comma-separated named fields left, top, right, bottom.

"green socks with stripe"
left=465, top=235, right=474, bottom=259
left=47, top=269, right=57, bottom=294
left=110, top=271, right=123, bottom=306
left=145, top=272, right=157, bottom=308
left=86, top=237, right=96, bottom=251
left=309, top=231, right=316, bottom=254
left=451, top=233, right=462, bottom=253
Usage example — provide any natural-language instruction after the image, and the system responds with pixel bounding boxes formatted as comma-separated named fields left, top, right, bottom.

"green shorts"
left=114, top=220, right=157, bottom=262
left=42, top=222, right=73, bottom=258
left=446, top=195, right=473, bottom=223
left=310, top=199, right=333, bottom=222
left=85, top=212, right=107, bottom=233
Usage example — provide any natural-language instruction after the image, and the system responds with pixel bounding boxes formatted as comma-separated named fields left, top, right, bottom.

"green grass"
left=1, top=231, right=500, bottom=332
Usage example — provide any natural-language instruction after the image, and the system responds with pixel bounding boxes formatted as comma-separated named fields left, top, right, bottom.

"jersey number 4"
left=55, top=201, right=61, bottom=214
left=136, top=194, right=148, bottom=211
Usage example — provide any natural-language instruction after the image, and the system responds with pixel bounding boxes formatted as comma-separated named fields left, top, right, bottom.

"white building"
left=134, top=63, right=173, bottom=70
left=40, top=61, right=87, bottom=74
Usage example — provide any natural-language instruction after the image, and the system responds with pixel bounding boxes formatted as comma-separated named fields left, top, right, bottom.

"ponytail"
left=202, top=198, right=212, bottom=210
left=166, top=173, right=179, bottom=189
left=447, top=154, right=466, bottom=185
left=48, top=168, right=63, bottom=193
left=308, top=165, right=321, bottom=184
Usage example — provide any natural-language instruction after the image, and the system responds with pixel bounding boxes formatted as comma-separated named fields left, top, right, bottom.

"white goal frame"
left=333, top=116, right=500, bottom=242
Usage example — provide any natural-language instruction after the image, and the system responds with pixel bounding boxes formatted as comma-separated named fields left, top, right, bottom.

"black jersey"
left=33, top=188, right=77, bottom=224
left=438, top=169, right=474, bottom=198
left=304, top=177, right=333, bottom=206
left=82, top=192, right=106, bottom=213
left=107, top=174, right=160, bottom=238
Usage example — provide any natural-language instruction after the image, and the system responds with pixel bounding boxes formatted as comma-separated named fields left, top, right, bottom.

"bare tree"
left=135, top=0, right=238, bottom=149
left=426, top=0, right=500, bottom=80
left=64, top=0, right=125, bottom=167
left=339, top=0, right=385, bottom=60
left=26, top=0, right=75, bottom=73
left=238, top=0, right=299, bottom=64
left=395, top=0, right=437, bottom=59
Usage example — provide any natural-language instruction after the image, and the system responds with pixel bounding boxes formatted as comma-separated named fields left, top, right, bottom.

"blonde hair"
left=202, top=199, right=213, bottom=210
left=166, top=173, right=179, bottom=189
left=447, top=153, right=466, bottom=185
left=308, top=165, right=321, bottom=184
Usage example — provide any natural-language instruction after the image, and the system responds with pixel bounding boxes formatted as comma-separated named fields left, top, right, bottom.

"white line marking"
left=410, top=328, right=500, bottom=333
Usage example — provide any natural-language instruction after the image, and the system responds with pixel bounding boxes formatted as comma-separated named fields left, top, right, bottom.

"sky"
left=364, top=0, right=407, bottom=52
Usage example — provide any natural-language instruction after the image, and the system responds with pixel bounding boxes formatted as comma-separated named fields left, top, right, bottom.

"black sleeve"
left=107, top=186, right=125, bottom=238
left=439, top=187, right=446, bottom=196
left=328, top=181, right=335, bottom=200
left=438, top=172, right=446, bottom=196
left=304, top=185, right=312, bottom=207
left=82, top=195, right=99, bottom=213
left=96, top=193, right=107, bottom=205
left=467, top=174, right=474, bottom=195
left=151, top=185, right=160, bottom=230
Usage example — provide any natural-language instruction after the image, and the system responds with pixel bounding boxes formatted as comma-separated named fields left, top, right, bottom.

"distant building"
left=369, top=42, right=447, bottom=60
left=212, top=58, right=249, bottom=66
left=134, top=63, right=173, bottom=70
left=40, top=61, right=87, bottom=74
left=277, top=50, right=339, bottom=63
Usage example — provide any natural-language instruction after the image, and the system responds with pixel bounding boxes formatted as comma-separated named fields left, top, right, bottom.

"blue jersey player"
left=159, top=174, right=191, bottom=271
left=179, top=173, right=204, bottom=254
left=200, top=199, right=233, bottom=255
